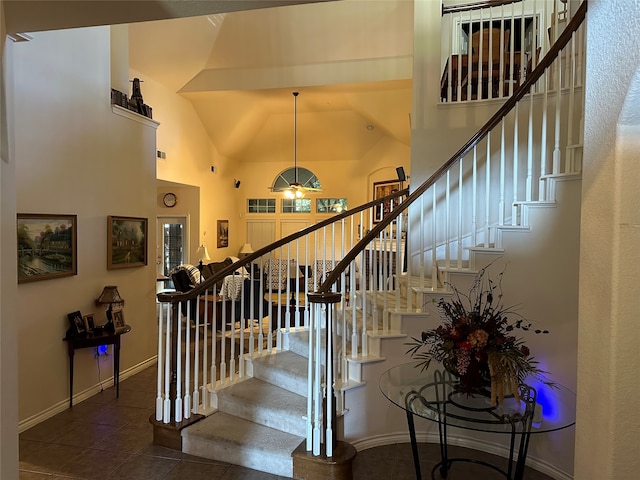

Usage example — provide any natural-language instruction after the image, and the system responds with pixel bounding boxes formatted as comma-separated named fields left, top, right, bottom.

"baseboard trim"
left=18, top=356, right=157, bottom=433
left=350, top=432, right=573, bottom=480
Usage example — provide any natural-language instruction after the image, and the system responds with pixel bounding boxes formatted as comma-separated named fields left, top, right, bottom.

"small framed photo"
left=112, top=309, right=125, bottom=330
left=83, top=314, right=95, bottom=332
left=67, top=311, right=86, bottom=336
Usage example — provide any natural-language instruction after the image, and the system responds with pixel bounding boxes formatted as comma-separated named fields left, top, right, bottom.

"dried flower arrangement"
left=406, top=263, right=554, bottom=405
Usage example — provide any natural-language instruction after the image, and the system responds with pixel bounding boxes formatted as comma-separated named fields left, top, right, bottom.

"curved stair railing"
left=152, top=187, right=408, bottom=447
left=152, top=0, right=586, bottom=469
left=315, top=0, right=586, bottom=460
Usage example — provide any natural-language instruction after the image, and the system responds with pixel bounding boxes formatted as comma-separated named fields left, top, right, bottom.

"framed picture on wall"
left=372, top=180, right=401, bottom=223
left=17, top=213, right=77, bottom=284
left=107, top=216, right=148, bottom=269
left=217, top=220, right=229, bottom=248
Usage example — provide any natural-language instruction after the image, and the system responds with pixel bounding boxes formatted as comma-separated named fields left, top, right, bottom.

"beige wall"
left=576, top=0, right=640, bottom=478
left=1, top=0, right=20, bottom=477
left=139, top=70, right=240, bottom=261
left=13, top=26, right=157, bottom=423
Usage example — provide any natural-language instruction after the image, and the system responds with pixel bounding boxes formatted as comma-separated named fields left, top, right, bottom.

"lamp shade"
left=288, top=260, right=303, bottom=278
left=96, top=285, right=124, bottom=307
left=196, top=245, right=211, bottom=262
left=238, top=243, right=253, bottom=259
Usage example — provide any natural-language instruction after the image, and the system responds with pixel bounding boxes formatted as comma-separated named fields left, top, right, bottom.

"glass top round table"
left=379, top=361, right=576, bottom=433
left=379, top=361, right=576, bottom=480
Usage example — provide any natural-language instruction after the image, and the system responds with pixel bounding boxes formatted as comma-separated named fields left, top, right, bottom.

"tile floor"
left=19, top=365, right=553, bottom=479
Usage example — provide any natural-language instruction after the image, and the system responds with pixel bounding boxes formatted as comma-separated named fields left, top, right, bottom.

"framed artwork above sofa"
left=217, top=220, right=229, bottom=248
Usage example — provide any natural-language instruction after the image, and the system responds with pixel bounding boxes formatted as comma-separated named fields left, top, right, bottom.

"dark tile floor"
left=19, top=365, right=553, bottom=479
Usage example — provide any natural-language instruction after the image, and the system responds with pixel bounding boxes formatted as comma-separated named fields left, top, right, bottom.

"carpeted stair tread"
left=252, top=350, right=309, bottom=396
left=182, top=411, right=303, bottom=477
left=217, top=377, right=307, bottom=436
left=287, top=329, right=311, bottom=357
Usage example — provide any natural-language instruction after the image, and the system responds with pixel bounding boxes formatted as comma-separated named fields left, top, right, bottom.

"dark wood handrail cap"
left=308, top=292, right=342, bottom=304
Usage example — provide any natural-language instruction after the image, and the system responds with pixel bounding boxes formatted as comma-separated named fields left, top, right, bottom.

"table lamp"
left=238, top=243, right=253, bottom=259
left=288, top=260, right=303, bottom=306
left=96, top=285, right=125, bottom=332
left=196, top=244, right=211, bottom=280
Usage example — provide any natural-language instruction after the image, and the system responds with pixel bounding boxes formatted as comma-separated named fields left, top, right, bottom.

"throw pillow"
left=169, top=264, right=201, bottom=286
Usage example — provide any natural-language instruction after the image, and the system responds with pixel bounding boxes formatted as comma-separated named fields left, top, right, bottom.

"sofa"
left=170, top=260, right=271, bottom=331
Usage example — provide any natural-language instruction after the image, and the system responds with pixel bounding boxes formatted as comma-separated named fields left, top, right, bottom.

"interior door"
left=157, top=216, right=189, bottom=289
left=246, top=220, right=276, bottom=252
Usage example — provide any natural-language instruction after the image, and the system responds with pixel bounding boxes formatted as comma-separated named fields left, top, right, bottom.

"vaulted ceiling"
left=5, top=0, right=414, bottom=165
left=127, top=0, right=413, bottom=164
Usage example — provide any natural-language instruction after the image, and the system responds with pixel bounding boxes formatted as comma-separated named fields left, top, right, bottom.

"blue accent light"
left=98, top=345, right=108, bottom=355
left=529, top=381, right=562, bottom=428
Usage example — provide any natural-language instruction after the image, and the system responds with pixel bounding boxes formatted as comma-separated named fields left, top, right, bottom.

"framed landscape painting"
left=107, top=216, right=148, bottom=269
left=17, top=213, right=77, bottom=284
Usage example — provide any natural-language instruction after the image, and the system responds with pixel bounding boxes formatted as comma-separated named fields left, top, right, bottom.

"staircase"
left=182, top=346, right=309, bottom=477
left=153, top=1, right=586, bottom=478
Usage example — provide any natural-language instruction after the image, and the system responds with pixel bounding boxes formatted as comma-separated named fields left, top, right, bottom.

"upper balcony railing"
left=440, top=0, right=580, bottom=103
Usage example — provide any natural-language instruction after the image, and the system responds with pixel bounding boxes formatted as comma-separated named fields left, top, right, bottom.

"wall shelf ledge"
left=111, top=104, right=160, bottom=129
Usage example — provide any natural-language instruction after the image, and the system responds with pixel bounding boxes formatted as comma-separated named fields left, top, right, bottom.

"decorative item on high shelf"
left=111, top=79, right=153, bottom=118
left=110, top=88, right=128, bottom=108
left=406, top=262, right=554, bottom=405
left=129, top=78, right=153, bottom=118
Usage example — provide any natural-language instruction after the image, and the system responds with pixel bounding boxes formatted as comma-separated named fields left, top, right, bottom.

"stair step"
left=252, top=350, right=309, bottom=396
left=287, top=329, right=311, bottom=357
left=182, top=411, right=303, bottom=478
left=217, top=377, right=307, bottom=437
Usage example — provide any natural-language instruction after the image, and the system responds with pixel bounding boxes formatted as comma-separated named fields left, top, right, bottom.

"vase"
left=443, top=357, right=491, bottom=396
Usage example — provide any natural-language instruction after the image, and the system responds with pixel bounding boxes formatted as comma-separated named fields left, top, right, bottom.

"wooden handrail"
left=320, top=0, right=587, bottom=292
left=157, top=187, right=408, bottom=303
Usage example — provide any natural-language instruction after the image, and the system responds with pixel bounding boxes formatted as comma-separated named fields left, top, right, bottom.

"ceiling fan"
left=274, top=91, right=322, bottom=199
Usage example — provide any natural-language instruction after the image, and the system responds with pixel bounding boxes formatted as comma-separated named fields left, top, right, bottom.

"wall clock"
left=163, top=192, right=177, bottom=208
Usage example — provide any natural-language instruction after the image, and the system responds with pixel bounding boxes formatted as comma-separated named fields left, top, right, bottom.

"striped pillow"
left=169, top=264, right=201, bottom=287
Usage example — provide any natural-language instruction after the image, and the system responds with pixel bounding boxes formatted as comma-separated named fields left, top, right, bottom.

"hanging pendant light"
left=284, top=91, right=305, bottom=199
left=270, top=91, right=322, bottom=197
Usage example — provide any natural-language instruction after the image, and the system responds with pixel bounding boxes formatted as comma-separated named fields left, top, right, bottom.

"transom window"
left=282, top=199, right=311, bottom=213
left=272, top=167, right=321, bottom=191
left=248, top=198, right=276, bottom=213
left=317, top=198, right=347, bottom=213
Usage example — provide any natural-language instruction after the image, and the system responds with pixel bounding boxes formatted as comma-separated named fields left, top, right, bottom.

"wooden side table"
left=63, top=325, right=131, bottom=407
